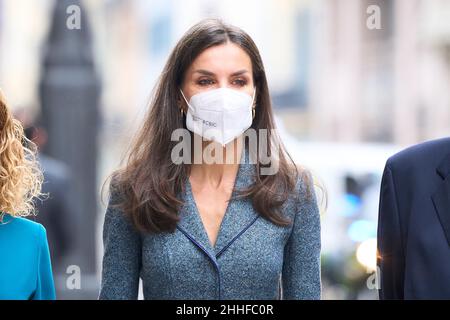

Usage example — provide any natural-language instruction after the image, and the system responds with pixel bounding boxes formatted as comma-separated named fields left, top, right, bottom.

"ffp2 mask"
left=179, top=86, right=256, bottom=146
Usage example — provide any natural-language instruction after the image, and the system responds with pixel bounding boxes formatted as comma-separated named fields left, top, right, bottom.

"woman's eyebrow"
left=231, top=69, right=249, bottom=76
left=194, top=69, right=249, bottom=76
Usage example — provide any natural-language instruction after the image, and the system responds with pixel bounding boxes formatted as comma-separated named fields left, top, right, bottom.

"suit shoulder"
left=387, top=137, right=450, bottom=171
left=295, top=166, right=315, bottom=197
left=284, top=166, right=317, bottom=215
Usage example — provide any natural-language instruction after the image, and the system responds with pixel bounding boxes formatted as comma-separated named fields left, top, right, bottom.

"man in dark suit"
left=377, top=137, right=450, bottom=299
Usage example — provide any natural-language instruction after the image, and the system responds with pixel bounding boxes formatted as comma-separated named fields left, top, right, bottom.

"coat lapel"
left=177, top=184, right=217, bottom=261
left=432, top=153, right=450, bottom=247
left=176, top=145, right=260, bottom=261
left=213, top=156, right=259, bottom=258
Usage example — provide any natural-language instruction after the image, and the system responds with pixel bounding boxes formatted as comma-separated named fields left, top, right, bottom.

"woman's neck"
left=189, top=139, right=243, bottom=189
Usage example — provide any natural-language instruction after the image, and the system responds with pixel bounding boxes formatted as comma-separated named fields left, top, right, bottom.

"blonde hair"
left=0, top=89, right=44, bottom=218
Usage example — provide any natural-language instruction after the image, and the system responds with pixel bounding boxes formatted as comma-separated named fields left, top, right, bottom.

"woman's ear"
left=177, top=99, right=186, bottom=116
left=176, top=95, right=184, bottom=111
left=177, top=89, right=189, bottom=114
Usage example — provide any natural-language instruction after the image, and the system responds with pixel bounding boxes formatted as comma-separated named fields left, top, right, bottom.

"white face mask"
left=179, top=86, right=256, bottom=146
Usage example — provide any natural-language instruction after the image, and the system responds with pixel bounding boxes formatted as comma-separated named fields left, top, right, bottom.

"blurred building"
left=306, top=0, right=450, bottom=145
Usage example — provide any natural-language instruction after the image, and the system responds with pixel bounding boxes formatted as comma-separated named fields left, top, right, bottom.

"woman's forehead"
left=188, top=43, right=252, bottom=75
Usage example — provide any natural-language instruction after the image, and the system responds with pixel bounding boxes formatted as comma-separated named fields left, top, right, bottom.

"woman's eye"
left=197, top=79, right=214, bottom=86
left=233, top=79, right=247, bottom=86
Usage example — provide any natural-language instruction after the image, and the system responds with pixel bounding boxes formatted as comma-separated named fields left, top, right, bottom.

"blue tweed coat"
left=99, top=147, right=321, bottom=300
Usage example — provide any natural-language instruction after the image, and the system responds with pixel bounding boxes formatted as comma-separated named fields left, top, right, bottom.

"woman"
left=0, top=89, right=55, bottom=300
left=99, top=18, right=321, bottom=300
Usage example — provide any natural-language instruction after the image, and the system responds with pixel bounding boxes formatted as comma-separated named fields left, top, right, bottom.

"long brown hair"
left=109, top=18, right=310, bottom=234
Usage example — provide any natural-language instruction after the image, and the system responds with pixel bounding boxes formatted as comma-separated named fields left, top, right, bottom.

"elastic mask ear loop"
left=250, top=86, right=256, bottom=119
left=179, top=88, right=194, bottom=112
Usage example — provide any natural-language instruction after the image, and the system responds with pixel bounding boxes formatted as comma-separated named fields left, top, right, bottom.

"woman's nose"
left=216, top=79, right=232, bottom=89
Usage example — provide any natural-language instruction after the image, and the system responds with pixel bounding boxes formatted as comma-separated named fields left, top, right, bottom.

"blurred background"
left=0, top=0, right=449, bottom=299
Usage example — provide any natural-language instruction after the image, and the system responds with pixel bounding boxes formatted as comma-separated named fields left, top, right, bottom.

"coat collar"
left=436, top=153, right=450, bottom=179
left=176, top=145, right=260, bottom=262
left=432, top=153, right=450, bottom=247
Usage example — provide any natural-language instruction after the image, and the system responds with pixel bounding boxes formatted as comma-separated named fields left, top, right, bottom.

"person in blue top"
left=0, top=89, right=56, bottom=300
left=0, top=213, right=55, bottom=299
